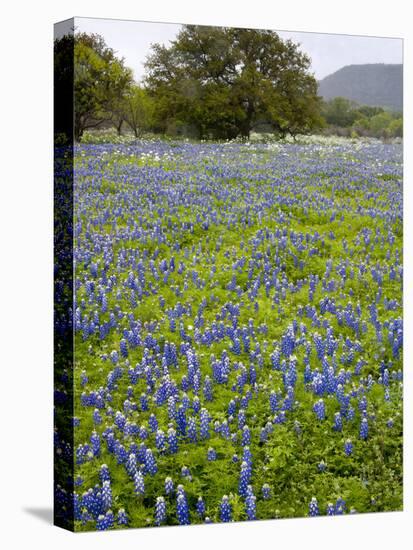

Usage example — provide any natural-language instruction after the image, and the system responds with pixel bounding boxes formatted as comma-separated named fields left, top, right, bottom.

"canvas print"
left=54, top=17, right=403, bottom=532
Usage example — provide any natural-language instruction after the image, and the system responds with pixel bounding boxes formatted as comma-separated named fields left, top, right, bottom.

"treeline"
left=55, top=27, right=324, bottom=142
left=321, top=97, right=403, bottom=139
left=54, top=28, right=402, bottom=142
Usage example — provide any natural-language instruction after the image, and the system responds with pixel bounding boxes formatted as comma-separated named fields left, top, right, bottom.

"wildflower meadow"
left=55, top=136, right=402, bottom=530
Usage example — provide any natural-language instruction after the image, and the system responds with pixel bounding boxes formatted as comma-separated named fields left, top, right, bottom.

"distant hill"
left=318, top=64, right=402, bottom=111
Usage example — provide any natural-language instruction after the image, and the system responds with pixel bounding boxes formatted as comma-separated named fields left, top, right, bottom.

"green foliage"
left=368, top=112, right=394, bottom=134
left=145, top=25, right=324, bottom=139
left=73, top=33, right=133, bottom=141
left=122, top=85, right=155, bottom=137
left=322, top=97, right=359, bottom=127
left=388, top=118, right=403, bottom=138
left=322, top=96, right=403, bottom=139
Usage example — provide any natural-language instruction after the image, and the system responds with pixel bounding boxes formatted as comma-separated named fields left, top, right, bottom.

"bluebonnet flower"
left=110, top=350, right=119, bottom=365
left=140, top=393, right=149, bottom=411
left=318, top=460, right=327, bottom=472
left=260, top=427, right=268, bottom=443
left=145, top=448, right=158, bottom=475
left=155, top=496, right=167, bottom=525
left=271, top=347, right=281, bottom=370
left=344, top=439, right=353, bottom=456
left=241, top=425, right=251, bottom=446
left=386, top=418, right=394, bottom=428
left=309, top=497, right=319, bottom=517
left=326, top=502, right=335, bottom=516
left=200, top=408, right=210, bottom=439
left=304, top=363, right=313, bottom=384
left=187, top=416, right=197, bottom=442
left=294, top=420, right=302, bottom=435
left=192, top=396, right=201, bottom=414
left=196, top=496, right=206, bottom=517
left=232, top=338, right=241, bottom=355
left=139, top=424, right=149, bottom=440
left=73, top=492, right=82, bottom=520
left=176, top=491, right=190, bottom=525
left=242, top=446, right=253, bottom=469
left=269, top=390, right=278, bottom=413
left=167, top=428, right=178, bottom=454
left=117, top=508, right=128, bottom=525
left=262, top=483, right=271, bottom=500
left=99, top=464, right=110, bottom=483
left=283, top=385, right=295, bottom=411
left=120, top=339, right=128, bottom=358
left=164, top=476, right=174, bottom=495
left=346, top=406, right=355, bottom=421
left=81, top=370, right=88, bottom=386
left=90, top=431, right=101, bottom=457
left=228, top=399, right=237, bottom=416
left=176, top=404, right=187, bottom=436
left=126, top=453, right=138, bottom=477
left=203, top=376, right=213, bottom=401
left=207, top=447, right=217, bottom=461
left=238, top=408, right=246, bottom=429
left=245, top=490, right=256, bottom=520
left=239, top=461, right=251, bottom=497
left=137, top=442, right=147, bottom=464
left=335, top=497, right=346, bottom=515
left=333, top=412, right=342, bottom=432
left=359, top=418, right=368, bottom=440
left=220, top=495, right=232, bottom=522
left=313, top=399, right=326, bottom=421
left=220, top=419, right=231, bottom=439
left=149, top=413, right=158, bottom=432
left=181, top=393, right=190, bottom=410
left=281, top=325, right=295, bottom=357
left=358, top=395, right=368, bottom=412
left=181, top=466, right=192, bottom=481
left=134, top=471, right=145, bottom=495
left=155, top=429, right=166, bottom=451
left=74, top=476, right=83, bottom=487
left=114, top=411, right=126, bottom=430
left=96, top=510, right=114, bottom=530
left=93, top=409, right=102, bottom=425
left=101, top=480, right=112, bottom=511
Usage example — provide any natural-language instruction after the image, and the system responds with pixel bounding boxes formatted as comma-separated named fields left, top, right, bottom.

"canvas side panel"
left=54, top=18, right=75, bottom=532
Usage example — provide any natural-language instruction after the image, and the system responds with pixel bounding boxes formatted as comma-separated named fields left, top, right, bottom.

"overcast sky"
left=72, top=16, right=402, bottom=81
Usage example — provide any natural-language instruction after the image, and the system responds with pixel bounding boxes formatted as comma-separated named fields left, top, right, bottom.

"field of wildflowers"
left=56, top=138, right=402, bottom=530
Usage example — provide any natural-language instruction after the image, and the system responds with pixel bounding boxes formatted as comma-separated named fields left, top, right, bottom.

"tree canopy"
left=73, top=33, right=133, bottom=141
left=144, top=26, right=324, bottom=139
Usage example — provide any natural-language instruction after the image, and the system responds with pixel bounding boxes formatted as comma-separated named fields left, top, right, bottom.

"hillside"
left=318, top=64, right=402, bottom=111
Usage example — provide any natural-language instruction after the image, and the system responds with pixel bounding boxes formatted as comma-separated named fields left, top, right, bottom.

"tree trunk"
left=239, top=100, right=254, bottom=139
left=75, top=125, right=83, bottom=142
left=116, top=119, right=123, bottom=136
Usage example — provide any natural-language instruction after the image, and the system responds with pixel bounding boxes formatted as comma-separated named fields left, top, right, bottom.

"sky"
left=72, top=16, right=402, bottom=82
